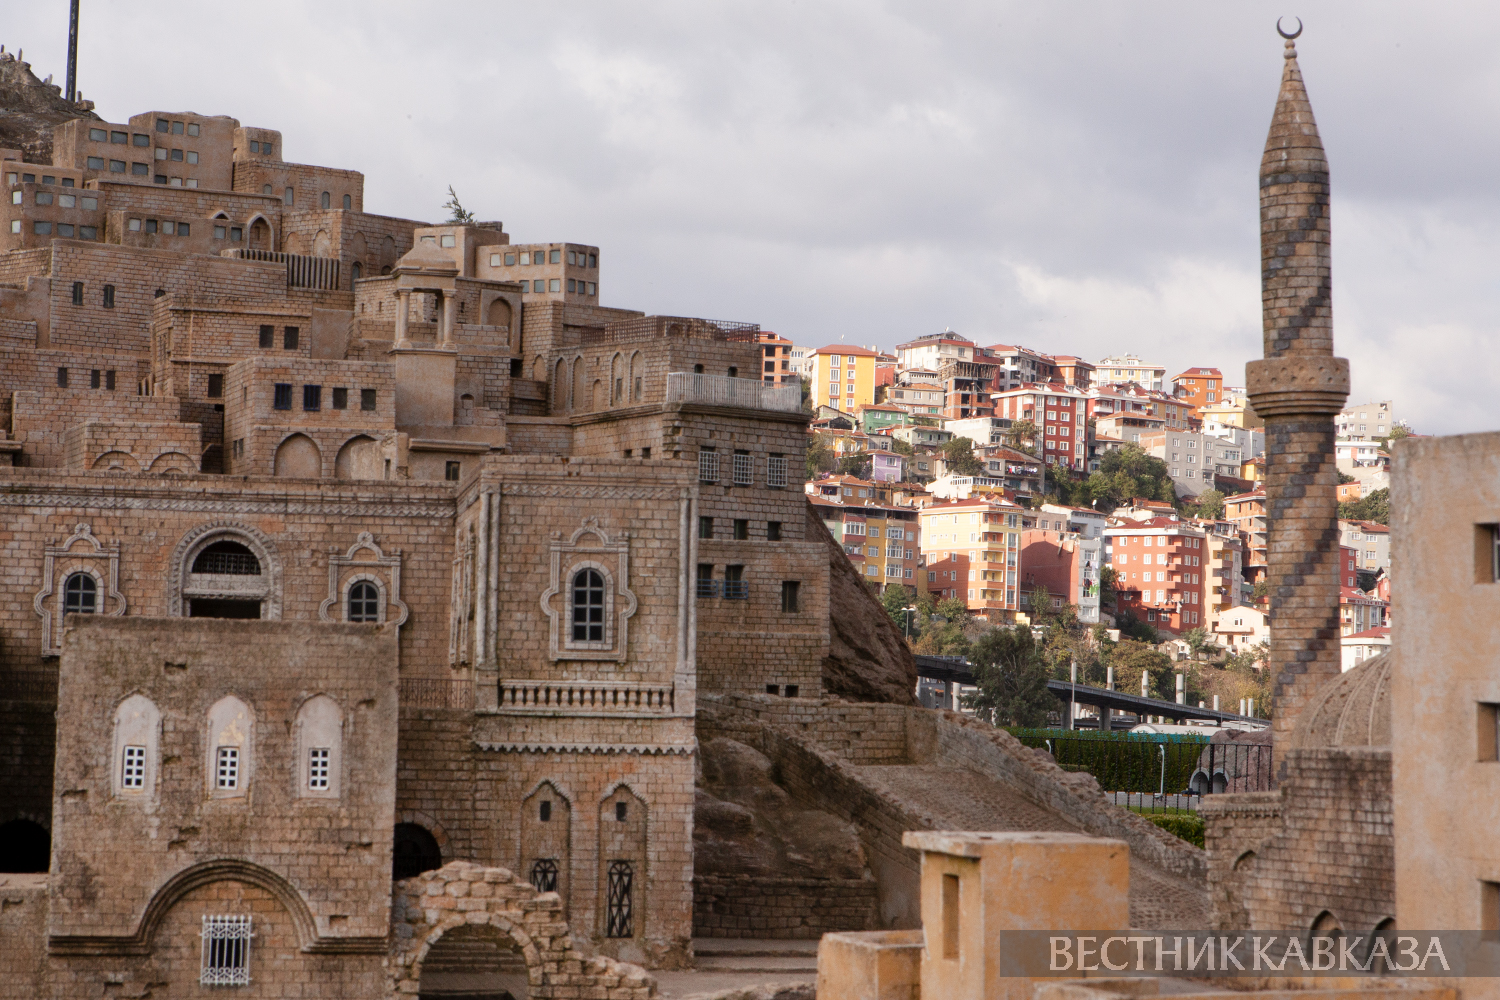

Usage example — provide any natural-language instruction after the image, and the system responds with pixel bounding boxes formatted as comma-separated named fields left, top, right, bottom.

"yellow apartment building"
left=807, top=345, right=879, bottom=412
left=917, top=497, right=1025, bottom=621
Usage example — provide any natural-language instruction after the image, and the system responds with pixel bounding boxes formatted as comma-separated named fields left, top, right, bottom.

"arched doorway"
left=393, top=822, right=442, bottom=880
left=419, top=924, right=529, bottom=1000
left=0, top=819, right=49, bottom=872
left=248, top=218, right=271, bottom=251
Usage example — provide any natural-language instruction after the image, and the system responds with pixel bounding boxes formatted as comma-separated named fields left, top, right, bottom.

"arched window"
left=571, top=569, right=605, bottom=643
left=114, top=694, right=160, bottom=799
left=193, top=541, right=261, bottom=575
left=348, top=581, right=380, bottom=622
left=63, top=572, right=97, bottom=614
left=343, top=194, right=352, bottom=210
left=320, top=191, right=331, bottom=209
left=295, top=694, right=342, bottom=798
left=351, top=260, right=362, bottom=281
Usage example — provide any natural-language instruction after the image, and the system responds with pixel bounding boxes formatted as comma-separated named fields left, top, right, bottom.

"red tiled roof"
left=812, top=344, right=881, bottom=357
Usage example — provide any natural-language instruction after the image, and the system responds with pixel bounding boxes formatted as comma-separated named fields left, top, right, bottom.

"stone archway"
left=391, top=862, right=652, bottom=1000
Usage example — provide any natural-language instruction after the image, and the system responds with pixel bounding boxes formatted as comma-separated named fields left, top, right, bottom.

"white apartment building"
left=981, top=344, right=1055, bottom=392
left=1339, top=519, right=1391, bottom=572
left=1095, top=355, right=1167, bottom=392
left=1138, top=430, right=1233, bottom=497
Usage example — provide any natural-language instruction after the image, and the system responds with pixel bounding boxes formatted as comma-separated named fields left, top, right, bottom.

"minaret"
left=1245, top=24, right=1349, bottom=782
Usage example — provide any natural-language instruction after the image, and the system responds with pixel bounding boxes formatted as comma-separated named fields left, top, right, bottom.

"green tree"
left=941, top=437, right=986, bottom=476
left=890, top=437, right=915, bottom=457
left=1005, top=420, right=1038, bottom=456
left=914, top=598, right=975, bottom=657
left=1187, top=489, right=1225, bottom=520
left=965, top=625, right=1056, bottom=727
left=1098, top=566, right=1118, bottom=609
left=1338, top=472, right=1357, bottom=484
left=800, top=375, right=814, bottom=414
left=838, top=453, right=872, bottom=480
left=1251, top=578, right=1270, bottom=605
left=1338, top=487, right=1390, bottom=525
left=880, top=584, right=915, bottom=635
left=443, top=185, right=475, bottom=224
left=806, top=433, right=837, bottom=478
left=1107, top=639, right=1174, bottom=700
left=1183, top=626, right=1212, bottom=657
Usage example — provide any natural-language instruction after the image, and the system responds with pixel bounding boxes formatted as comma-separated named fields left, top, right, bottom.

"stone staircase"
left=691, top=938, right=818, bottom=975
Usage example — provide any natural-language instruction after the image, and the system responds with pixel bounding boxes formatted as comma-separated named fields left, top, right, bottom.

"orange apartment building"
left=755, top=331, right=799, bottom=385
left=1103, top=517, right=1210, bottom=634
left=991, top=383, right=1089, bottom=471
left=1171, top=366, right=1223, bottom=414
left=917, top=496, right=1025, bottom=621
left=1224, top=489, right=1268, bottom=584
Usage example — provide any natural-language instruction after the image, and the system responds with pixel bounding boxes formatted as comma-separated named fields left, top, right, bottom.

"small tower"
left=1245, top=23, right=1350, bottom=782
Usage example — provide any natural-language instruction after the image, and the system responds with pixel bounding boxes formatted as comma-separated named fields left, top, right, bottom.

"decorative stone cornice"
left=1244, top=356, right=1349, bottom=418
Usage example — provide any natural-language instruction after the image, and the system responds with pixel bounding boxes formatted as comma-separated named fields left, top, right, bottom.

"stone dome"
left=1289, top=651, right=1392, bottom=749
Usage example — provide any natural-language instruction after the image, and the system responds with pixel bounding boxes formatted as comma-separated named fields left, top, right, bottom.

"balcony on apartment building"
left=666, top=372, right=803, bottom=413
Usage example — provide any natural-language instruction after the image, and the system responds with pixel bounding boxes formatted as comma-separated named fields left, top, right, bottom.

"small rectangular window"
left=283, top=326, right=299, bottom=350
left=519, top=251, right=531, bottom=265
left=215, top=746, right=239, bottom=789
left=171, top=149, right=184, bottom=162
left=780, top=581, right=800, bottom=613
left=178, top=222, right=190, bottom=237
left=163, top=220, right=175, bottom=235
left=440, top=234, right=455, bottom=248
left=331, top=387, right=347, bottom=409
left=360, top=388, right=377, bottom=411
left=90, top=127, right=108, bottom=142
left=284, top=187, right=294, bottom=206
left=273, top=383, right=292, bottom=410
left=567, top=279, right=576, bottom=293
left=81, top=195, right=97, bottom=210
left=308, top=748, right=330, bottom=790
left=230, top=227, right=242, bottom=241
left=200, top=914, right=252, bottom=986
left=103, top=284, right=115, bottom=308
left=767, top=454, right=787, bottom=488
left=144, top=219, right=158, bottom=234
left=56, top=367, right=68, bottom=388
left=34, top=191, right=53, bottom=206
left=110, top=130, right=128, bottom=144
left=207, top=373, right=223, bottom=398
left=258, top=324, right=273, bottom=348
left=696, top=564, right=717, bottom=599
left=90, top=369, right=101, bottom=389
left=549, top=249, right=561, bottom=263
left=132, top=162, right=149, bottom=176
left=505, top=253, right=515, bottom=265
left=303, top=384, right=321, bottom=411
left=587, top=282, right=597, bottom=295
left=724, top=565, right=747, bottom=600
left=71, top=281, right=84, bottom=305
left=155, top=120, right=170, bottom=134
left=699, top=516, right=713, bottom=540
left=733, top=519, right=749, bottom=540
left=122, top=745, right=146, bottom=789
left=1478, top=524, right=1499, bottom=584
left=767, top=521, right=782, bottom=541
left=590, top=253, right=598, bottom=267
left=106, top=370, right=116, bottom=391
left=214, top=225, right=226, bottom=239
left=154, top=147, right=168, bottom=161
left=33, top=221, right=52, bottom=235
left=445, top=461, right=461, bottom=481
left=188, top=123, right=199, bottom=136
left=698, top=449, right=719, bottom=483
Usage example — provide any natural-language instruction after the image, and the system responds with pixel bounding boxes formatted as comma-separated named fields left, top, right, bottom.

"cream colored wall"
left=1393, top=432, right=1500, bottom=1000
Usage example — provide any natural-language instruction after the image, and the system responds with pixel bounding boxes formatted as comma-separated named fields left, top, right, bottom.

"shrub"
left=1145, top=812, right=1204, bottom=849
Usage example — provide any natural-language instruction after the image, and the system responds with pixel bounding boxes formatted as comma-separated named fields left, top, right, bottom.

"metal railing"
left=723, top=580, right=749, bottom=600
left=399, top=678, right=474, bottom=710
left=229, top=248, right=342, bottom=290
left=1009, top=730, right=1271, bottom=814
left=696, top=579, right=720, bottom=599
left=666, top=372, right=803, bottom=413
left=498, top=680, right=676, bottom=713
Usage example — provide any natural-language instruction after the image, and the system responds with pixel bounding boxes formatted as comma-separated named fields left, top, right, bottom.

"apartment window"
left=781, top=581, right=801, bottom=613
left=549, top=249, right=562, bottom=263
left=33, top=221, right=52, bottom=235
left=445, top=461, right=461, bottom=481
left=71, top=281, right=83, bottom=305
left=259, top=324, right=274, bottom=348
left=200, top=915, right=253, bottom=987
left=273, top=384, right=293, bottom=410
left=733, top=450, right=753, bottom=485
left=303, top=384, right=321, bottom=411
left=699, top=516, right=713, bottom=540
left=321, top=191, right=331, bottom=209
left=56, top=367, right=68, bottom=388
left=361, top=389, right=377, bottom=411
left=207, top=373, right=224, bottom=398
left=284, top=326, right=299, bottom=350
left=733, top=519, right=749, bottom=540
left=698, top=449, right=719, bottom=483
left=767, top=521, right=782, bottom=541
left=187, top=150, right=199, bottom=164
left=144, top=219, right=158, bottom=234
left=548, top=279, right=561, bottom=292
left=331, top=387, right=347, bottom=409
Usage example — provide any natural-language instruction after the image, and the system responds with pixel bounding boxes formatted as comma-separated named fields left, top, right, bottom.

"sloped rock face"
left=0, top=51, right=99, bottom=163
left=806, top=500, right=918, bottom=706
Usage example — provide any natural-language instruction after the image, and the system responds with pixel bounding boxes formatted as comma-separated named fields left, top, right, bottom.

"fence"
left=227, top=248, right=342, bottom=290
left=666, top=372, right=803, bottom=413
left=1007, top=729, right=1272, bottom=813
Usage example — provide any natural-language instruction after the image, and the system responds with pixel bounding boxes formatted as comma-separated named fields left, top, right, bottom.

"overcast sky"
left=8, top=2, right=1498, bottom=435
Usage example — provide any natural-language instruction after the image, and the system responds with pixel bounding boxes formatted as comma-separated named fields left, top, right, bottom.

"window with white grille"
left=308, top=747, right=330, bottom=790
left=698, top=450, right=719, bottom=483
left=216, top=746, right=239, bottom=790
left=767, top=455, right=787, bottom=488
left=122, top=745, right=146, bottom=789
left=732, top=452, right=753, bottom=485
left=201, top=914, right=253, bottom=986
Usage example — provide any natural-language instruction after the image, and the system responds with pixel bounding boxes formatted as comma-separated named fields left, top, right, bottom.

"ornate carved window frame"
left=318, top=532, right=408, bottom=627
left=34, top=523, right=126, bottom=656
left=169, top=522, right=281, bottom=619
left=540, top=519, right=637, bottom=662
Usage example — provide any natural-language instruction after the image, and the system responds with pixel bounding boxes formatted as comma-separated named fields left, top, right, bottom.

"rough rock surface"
left=695, top=737, right=869, bottom=881
left=806, top=500, right=918, bottom=705
left=0, top=49, right=99, bottom=163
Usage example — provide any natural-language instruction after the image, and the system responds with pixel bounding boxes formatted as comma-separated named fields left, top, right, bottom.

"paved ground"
left=848, top=763, right=1210, bottom=929
left=655, top=941, right=815, bottom=999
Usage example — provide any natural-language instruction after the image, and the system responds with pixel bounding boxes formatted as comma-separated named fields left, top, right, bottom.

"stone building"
left=0, top=68, right=845, bottom=995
